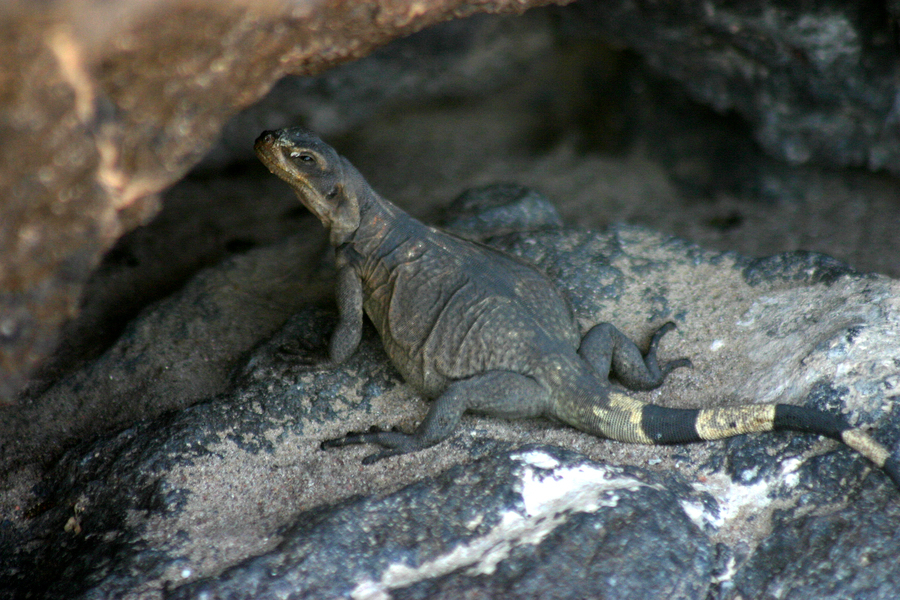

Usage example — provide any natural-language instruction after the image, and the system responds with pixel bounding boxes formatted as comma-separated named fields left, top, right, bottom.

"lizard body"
left=255, top=127, right=899, bottom=488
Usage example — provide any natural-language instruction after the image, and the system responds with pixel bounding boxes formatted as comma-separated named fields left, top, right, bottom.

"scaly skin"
left=254, top=127, right=899, bottom=488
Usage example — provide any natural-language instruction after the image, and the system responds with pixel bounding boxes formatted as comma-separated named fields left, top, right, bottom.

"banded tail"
left=579, top=391, right=900, bottom=488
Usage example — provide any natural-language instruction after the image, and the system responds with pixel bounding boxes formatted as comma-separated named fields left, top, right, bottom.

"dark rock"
left=561, top=0, right=900, bottom=174
left=2, top=187, right=899, bottom=598
left=442, top=183, right=565, bottom=239
left=172, top=446, right=712, bottom=600
left=198, top=12, right=559, bottom=170
left=0, top=234, right=332, bottom=471
left=740, top=251, right=863, bottom=287
left=0, top=308, right=403, bottom=599
left=732, top=487, right=900, bottom=600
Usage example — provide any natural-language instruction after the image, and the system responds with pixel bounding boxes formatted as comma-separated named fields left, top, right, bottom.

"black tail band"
left=640, top=404, right=702, bottom=444
left=773, top=404, right=850, bottom=440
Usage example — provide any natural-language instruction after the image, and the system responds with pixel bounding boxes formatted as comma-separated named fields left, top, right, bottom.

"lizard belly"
left=362, top=284, right=450, bottom=397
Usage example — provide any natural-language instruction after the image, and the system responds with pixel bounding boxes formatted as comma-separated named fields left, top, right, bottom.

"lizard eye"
left=290, top=151, right=315, bottom=163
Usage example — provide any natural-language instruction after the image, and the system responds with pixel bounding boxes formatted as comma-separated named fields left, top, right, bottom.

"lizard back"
left=352, top=210, right=580, bottom=397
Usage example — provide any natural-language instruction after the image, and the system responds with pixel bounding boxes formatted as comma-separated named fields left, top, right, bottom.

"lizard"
left=254, top=127, right=900, bottom=488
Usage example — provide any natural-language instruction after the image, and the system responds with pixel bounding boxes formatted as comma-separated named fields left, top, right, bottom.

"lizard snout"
left=254, top=130, right=278, bottom=150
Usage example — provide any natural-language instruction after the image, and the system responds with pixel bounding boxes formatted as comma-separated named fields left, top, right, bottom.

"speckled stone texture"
left=2, top=188, right=898, bottom=599
left=3, top=1, right=900, bottom=597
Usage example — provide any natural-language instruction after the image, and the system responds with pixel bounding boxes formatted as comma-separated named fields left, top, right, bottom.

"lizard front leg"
left=328, top=265, right=364, bottom=364
left=322, top=370, right=549, bottom=464
left=279, top=266, right=363, bottom=369
left=279, top=265, right=363, bottom=366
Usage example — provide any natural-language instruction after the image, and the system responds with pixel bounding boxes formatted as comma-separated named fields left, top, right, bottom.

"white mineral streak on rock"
left=351, top=450, right=646, bottom=600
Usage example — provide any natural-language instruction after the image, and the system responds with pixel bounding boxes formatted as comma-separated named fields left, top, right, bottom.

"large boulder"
left=0, top=0, right=564, bottom=401
left=2, top=187, right=898, bottom=599
left=3, top=0, right=898, bottom=403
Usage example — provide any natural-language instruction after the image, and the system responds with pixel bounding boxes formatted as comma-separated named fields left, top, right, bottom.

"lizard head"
left=255, top=128, right=360, bottom=244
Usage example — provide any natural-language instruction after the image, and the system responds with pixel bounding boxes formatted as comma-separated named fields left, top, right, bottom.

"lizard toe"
left=661, top=357, right=693, bottom=376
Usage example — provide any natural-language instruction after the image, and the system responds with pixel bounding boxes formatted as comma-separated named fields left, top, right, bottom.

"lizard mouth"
left=255, top=130, right=333, bottom=226
left=255, top=132, right=297, bottom=179
left=254, top=131, right=317, bottom=196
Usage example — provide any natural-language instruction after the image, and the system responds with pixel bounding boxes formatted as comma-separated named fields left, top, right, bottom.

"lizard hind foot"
left=647, top=321, right=692, bottom=382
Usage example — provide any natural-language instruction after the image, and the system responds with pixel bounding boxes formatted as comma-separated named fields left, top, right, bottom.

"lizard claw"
left=660, top=358, right=692, bottom=377
left=649, top=321, right=678, bottom=350
left=649, top=322, right=692, bottom=378
left=320, top=426, right=385, bottom=449
left=276, top=338, right=334, bottom=371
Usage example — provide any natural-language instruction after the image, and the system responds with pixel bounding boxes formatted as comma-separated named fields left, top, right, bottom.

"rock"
left=0, top=0, right=563, bottom=402
left=0, top=232, right=331, bottom=471
left=18, top=166, right=316, bottom=398
left=562, top=0, right=900, bottom=174
left=4, top=0, right=899, bottom=405
left=2, top=186, right=898, bottom=598
left=731, top=490, right=900, bottom=600
left=198, top=11, right=558, bottom=170
left=443, top=183, right=565, bottom=238
left=172, top=447, right=713, bottom=600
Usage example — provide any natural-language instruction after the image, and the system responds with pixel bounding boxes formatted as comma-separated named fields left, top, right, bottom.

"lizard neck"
left=334, top=158, right=433, bottom=278
left=352, top=193, right=420, bottom=258
left=341, top=169, right=419, bottom=259
left=328, top=158, right=398, bottom=248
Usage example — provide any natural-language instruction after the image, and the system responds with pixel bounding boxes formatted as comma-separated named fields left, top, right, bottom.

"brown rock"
left=0, top=0, right=566, bottom=401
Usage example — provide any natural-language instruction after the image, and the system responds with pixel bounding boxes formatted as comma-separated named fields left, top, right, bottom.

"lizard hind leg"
left=579, top=321, right=691, bottom=391
left=321, top=370, right=550, bottom=464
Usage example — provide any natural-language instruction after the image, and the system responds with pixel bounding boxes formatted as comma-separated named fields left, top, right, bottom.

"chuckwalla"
left=255, top=127, right=899, bottom=488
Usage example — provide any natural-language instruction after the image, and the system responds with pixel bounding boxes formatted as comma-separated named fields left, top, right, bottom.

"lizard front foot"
left=275, top=337, right=335, bottom=371
left=321, top=426, right=429, bottom=464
